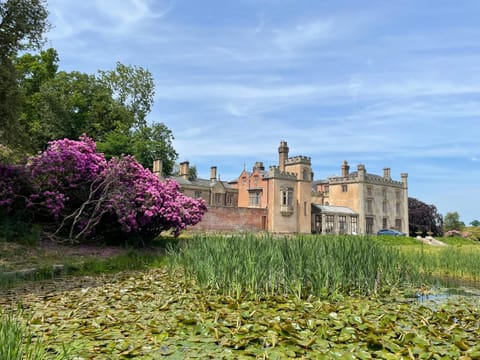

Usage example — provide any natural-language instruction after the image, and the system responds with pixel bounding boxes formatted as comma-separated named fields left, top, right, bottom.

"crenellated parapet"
left=266, top=165, right=298, bottom=180
left=285, top=156, right=311, bottom=165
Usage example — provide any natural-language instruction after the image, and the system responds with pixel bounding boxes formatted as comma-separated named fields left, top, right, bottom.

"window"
left=226, top=193, right=233, bottom=206
left=368, top=199, right=373, bottom=212
left=253, top=176, right=258, bottom=186
left=241, top=177, right=247, bottom=186
left=326, top=215, right=335, bottom=233
left=304, top=201, right=307, bottom=216
left=194, top=191, right=202, bottom=198
left=382, top=188, right=387, bottom=199
left=396, top=202, right=401, bottom=215
left=342, top=184, right=348, bottom=192
left=339, top=216, right=347, bottom=234
left=395, top=219, right=402, bottom=230
left=383, top=217, right=388, bottom=229
left=351, top=217, right=358, bottom=234
left=281, top=188, right=293, bottom=207
left=214, top=193, right=222, bottom=205
left=366, top=217, right=374, bottom=234
left=303, top=169, right=309, bottom=181
left=249, top=190, right=261, bottom=206
left=396, top=190, right=401, bottom=200
left=280, top=187, right=294, bottom=215
left=383, top=200, right=388, bottom=213
left=367, top=186, right=372, bottom=196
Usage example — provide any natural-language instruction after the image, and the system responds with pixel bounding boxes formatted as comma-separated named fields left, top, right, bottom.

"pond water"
left=416, top=275, right=480, bottom=303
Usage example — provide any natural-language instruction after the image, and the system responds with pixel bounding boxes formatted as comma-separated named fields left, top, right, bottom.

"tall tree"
left=408, top=197, right=443, bottom=236
left=99, top=62, right=155, bottom=129
left=443, top=212, right=465, bottom=232
left=0, top=0, right=49, bottom=147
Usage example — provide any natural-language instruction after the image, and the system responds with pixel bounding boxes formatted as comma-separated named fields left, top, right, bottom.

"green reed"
left=406, top=245, right=480, bottom=281
left=168, top=233, right=420, bottom=299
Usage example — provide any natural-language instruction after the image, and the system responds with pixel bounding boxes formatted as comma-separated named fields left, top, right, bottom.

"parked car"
left=376, top=229, right=406, bottom=236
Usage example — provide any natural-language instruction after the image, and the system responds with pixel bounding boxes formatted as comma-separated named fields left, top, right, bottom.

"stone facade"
left=155, top=140, right=409, bottom=235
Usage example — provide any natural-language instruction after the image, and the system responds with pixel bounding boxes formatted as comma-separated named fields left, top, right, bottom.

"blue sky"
left=46, top=0, right=480, bottom=224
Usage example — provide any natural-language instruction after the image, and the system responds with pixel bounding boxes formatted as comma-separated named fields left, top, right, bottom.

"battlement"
left=285, top=156, right=311, bottom=165
left=266, top=165, right=298, bottom=180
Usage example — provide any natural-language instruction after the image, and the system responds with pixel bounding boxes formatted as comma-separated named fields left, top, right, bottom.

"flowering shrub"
left=444, top=229, right=468, bottom=238
left=102, top=156, right=207, bottom=241
left=0, top=136, right=206, bottom=244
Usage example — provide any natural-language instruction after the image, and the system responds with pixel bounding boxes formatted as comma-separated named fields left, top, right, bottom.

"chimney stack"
left=383, top=167, right=391, bottom=180
left=341, top=160, right=350, bottom=177
left=210, top=166, right=217, bottom=181
left=278, top=141, right=289, bottom=172
left=180, top=161, right=189, bottom=179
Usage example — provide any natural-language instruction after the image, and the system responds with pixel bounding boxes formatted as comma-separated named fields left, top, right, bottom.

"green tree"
left=99, top=62, right=155, bottom=129
left=0, top=0, right=49, bottom=57
left=443, top=211, right=465, bottom=232
left=470, top=220, right=480, bottom=227
left=0, top=0, right=49, bottom=147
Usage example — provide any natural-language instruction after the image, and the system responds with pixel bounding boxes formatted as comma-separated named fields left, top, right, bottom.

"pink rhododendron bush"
left=0, top=136, right=207, bottom=244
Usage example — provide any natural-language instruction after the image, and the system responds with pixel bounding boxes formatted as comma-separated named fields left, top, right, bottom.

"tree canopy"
left=408, top=197, right=443, bottom=236
left=0, top=0, right=49, bottom=146
left=443, top=211, right=465, bottom=232
left=2, top=46, right=178, bottom=174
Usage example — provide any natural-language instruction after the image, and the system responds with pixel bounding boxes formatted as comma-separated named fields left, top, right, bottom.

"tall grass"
left=0, top=311, right=73, bottom=360
left=168, top=233, right=420, bottom=299
left=0, top=314, right=44, bottom=360
left=406, top=245, right=480, bottom=281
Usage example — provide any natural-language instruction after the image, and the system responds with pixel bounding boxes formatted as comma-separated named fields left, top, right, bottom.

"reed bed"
left=405, top=245, right=480, bottom=281
left=168, top=233, right=420, bottom=299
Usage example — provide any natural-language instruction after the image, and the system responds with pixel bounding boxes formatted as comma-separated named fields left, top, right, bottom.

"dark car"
left=376, top=229, right=406, bottom=236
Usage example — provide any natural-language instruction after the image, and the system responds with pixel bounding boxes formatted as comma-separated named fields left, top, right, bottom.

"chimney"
left=210, top=166, right=217, bottom=181
left=358, top=164, right=366, bottom=181
left=253, top=161, right=265, bottom=171
left=153, top=159, right=163, bottom=178
left=180, top=161, right=189, bottom=179
left=278, top=140, right=289, bottom=172
left=383, top=167, right=391, bottom=180
left=341, top=160, right=350, bottom=177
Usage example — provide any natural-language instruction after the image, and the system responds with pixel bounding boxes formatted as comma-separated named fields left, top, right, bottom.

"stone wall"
left=189, top=206, right=267, bottom=232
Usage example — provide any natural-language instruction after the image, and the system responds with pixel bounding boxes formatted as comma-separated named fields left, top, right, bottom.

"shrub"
left=0, top=136, right=207, bottom=244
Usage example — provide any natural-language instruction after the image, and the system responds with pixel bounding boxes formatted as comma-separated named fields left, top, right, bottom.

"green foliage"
left=9, top=49, right=178, bottom=171
left=0, top=214, right=41, bottom=245
left=2, top=267, right=480, bottom=359
left=443, top=211, right=465, bottom=232
left=470, top=219, right=480, bottom=227
left=0, top=0, right=49, bottom=58
left=0, top=0, right=49, bottom=148
left=98, top=122, right=179, bottom=173
left=170, top=234, right=420, bottom=299
left=98, top=61, right=155, bottom=128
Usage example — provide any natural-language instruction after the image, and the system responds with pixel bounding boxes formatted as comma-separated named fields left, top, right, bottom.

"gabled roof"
left=170, top=176, right=236, bottom=190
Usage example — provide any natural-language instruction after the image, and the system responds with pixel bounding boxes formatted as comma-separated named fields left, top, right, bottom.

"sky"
left=45, top=0, right=480, bottom=224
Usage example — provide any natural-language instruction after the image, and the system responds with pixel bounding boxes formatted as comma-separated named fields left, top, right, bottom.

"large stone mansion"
left=154, top=141, right=409, bottom=235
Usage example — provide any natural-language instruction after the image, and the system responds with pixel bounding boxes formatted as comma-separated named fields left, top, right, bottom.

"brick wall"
left=189, top=206, right=267, bottom=232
